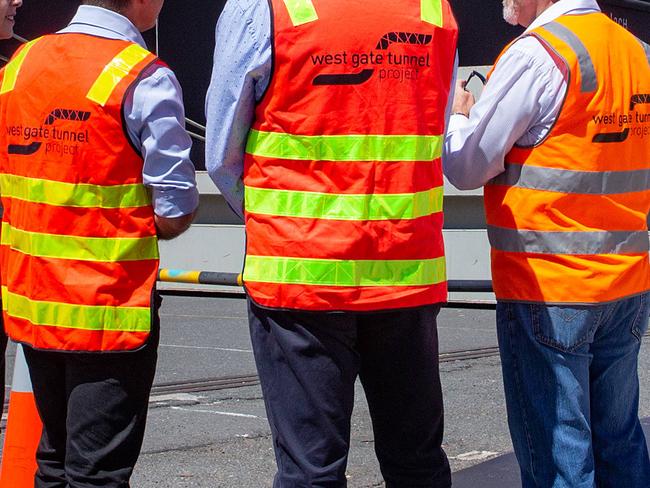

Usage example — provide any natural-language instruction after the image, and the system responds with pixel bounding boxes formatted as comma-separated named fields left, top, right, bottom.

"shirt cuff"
left=152, top=188, right=200, bottom=218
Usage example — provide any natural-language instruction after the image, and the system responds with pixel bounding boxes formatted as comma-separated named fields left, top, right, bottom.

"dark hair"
left=81, top=0, right=130, bottom=12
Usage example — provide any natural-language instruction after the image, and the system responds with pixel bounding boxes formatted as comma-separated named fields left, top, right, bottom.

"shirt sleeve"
left=443, top=37, right=567, bottom=190
left=125, top=64, right=200, bottom=218
left=204, top=0, right=272, bottom=220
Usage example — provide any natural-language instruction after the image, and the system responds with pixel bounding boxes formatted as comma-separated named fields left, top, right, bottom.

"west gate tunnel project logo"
left=592, top=94, right=650, bottom=143
left=6, top=108, right=91, bottom=157
left=310, top=32, right=433, bottom=85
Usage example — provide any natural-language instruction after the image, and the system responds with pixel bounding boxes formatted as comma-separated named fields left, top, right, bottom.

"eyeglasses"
left=464, top=70, right=487, bottom=91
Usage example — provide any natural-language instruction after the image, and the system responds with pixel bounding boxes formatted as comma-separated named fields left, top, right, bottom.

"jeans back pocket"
left=531, top=304, right=602, bottom=352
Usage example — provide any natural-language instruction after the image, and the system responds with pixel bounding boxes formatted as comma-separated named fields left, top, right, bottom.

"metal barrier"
left=158, top=269, right=243, bottom=287
left=157, top=269, right=493, bottom=293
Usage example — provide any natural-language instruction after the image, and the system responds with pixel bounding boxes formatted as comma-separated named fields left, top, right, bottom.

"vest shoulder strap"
left=280, top=0, right=447, bottom=27
left=0, top=37, right=42, bottom=94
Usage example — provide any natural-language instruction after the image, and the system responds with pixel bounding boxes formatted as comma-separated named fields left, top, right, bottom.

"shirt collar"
left=59, top=5, right=147, bottom=48
left=527, top=0, right=601, bottom=32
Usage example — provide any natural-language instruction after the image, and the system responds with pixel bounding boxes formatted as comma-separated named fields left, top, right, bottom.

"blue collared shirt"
left=205, top=0, right=456, bottom=219
left=60, top=6, right=199, bottom=218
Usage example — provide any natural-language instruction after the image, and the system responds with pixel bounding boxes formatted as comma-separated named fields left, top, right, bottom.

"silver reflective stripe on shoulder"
left=488, top=164, right=650, bottom=195
left=487, top=226, right=650, bottom=255
left=541, top=22, right=598, bottom=93
left=639, top=38, right=650, bottom=66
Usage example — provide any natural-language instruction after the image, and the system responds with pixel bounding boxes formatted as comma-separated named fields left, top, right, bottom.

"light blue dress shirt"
left=60, top=6, right=199, bottom=218
left=205, top=0, right=456, bottom=219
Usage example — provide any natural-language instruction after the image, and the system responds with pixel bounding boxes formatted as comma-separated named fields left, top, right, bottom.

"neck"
left=535, top=0, right=556, bottom=20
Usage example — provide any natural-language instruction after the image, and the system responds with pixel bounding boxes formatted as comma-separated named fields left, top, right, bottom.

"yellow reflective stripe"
left=281, top=0, right=318, bottom=26
left=244, top=255, right=446, bottom=287
left=246, top=130, right=443, bottom=162
left=1, top=222, right=159, bottom=262
left=245, top=186, right=444, bottom=220
left=86, top=44, right=152, bottom=106
left=2, top=286, right=151, bottom=332
left=0, top=174, right=151, bottom=208
left=0, top=38, right=40, bottom=94
left=421, top=0, right=443, bottom=27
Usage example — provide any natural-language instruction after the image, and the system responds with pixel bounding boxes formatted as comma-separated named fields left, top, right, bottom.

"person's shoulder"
left=135, top=58, right=181, bottom=94
left=507, top=35, right=548, bottom=57
left=500, top=35, right=558, bottom=72
left=225, top=0, right=268, bottom=14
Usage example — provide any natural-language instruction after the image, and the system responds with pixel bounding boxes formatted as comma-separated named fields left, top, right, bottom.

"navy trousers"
left=248, top=299, right=450, bottom=488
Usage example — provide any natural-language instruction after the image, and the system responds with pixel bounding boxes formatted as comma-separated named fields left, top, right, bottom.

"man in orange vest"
left=445, top=0, right=650, bottom=485
left=0, top=0, right=22, bottom=425
left=0, top=0, right=198, bottom=485
left=206, top=0, right=457, bottom=485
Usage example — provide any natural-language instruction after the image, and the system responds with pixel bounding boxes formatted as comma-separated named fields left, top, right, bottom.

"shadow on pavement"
left=452, top=418, right=650, bottom=487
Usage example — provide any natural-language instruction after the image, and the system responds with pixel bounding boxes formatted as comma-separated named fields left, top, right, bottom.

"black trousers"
left=248, top=300, right=450, bottom=488
left=22, top=312, right=160, bottom=488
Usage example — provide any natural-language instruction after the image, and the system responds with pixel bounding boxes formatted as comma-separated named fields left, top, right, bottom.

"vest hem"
left=494, top=288, right=650, bottom=307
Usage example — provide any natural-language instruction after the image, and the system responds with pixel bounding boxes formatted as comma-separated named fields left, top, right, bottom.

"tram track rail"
left=3, top=331, right=650, bottom=414
left=146, top=345, right=511, bottom=398
left=148, top=328, right=650, bottom=397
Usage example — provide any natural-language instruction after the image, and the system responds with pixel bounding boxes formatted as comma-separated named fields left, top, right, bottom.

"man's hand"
left=451, top=79, right=476, bottom=117
left=155, top=211, right=196, bottom=240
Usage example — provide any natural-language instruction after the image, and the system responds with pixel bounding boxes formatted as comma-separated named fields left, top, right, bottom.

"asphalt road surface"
left=3, top=294, right=650, bottom=487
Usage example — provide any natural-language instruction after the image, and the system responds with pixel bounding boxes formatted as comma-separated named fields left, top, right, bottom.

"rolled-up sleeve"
left=127, top=66, right=199, bottom=218
left=205, top=0, right=271, bottom=219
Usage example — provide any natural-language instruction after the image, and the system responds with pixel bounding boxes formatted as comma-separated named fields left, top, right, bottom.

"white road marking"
left=149, top=393, right=201, bottom=403
left=159, top=343, right=252, bottom=353
left=160, top=314, right=247, bottom=321
left=449, top=450, right=499, bottom=461
left=170, top=406, right=264, bottom=419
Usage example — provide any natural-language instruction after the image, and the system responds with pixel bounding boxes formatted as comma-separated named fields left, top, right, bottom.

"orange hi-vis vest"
left=242, top=0, right=458, bottom=311
left=0, top=34, right=161, bottom=351
left=484, top=13, right=650, bottom=304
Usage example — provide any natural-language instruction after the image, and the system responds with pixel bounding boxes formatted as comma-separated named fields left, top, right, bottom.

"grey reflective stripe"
left=488, top=163, right=650, bottom=195
left=487, top=226, right=650, bottom=255
left=542, top=22, right=597, bottom=93
left=640, top=38, right=650, bottom=66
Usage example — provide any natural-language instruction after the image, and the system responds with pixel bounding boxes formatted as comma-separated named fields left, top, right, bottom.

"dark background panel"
left=449, top=0, right=523, bottom=66
left=0, top=0, right=648, bottom=169
left=450, top=0, right=650, bottom=66
left=601, top=0, right=650, bottom=41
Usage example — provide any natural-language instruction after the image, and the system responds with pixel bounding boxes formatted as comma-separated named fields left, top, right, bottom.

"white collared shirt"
left=443, top=0, right=601, bottom=190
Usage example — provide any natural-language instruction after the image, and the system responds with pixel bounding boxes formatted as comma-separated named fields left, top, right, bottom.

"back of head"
left=80, top=0, right=162, bottom=32
left=81, top=0, right=130, bottom=14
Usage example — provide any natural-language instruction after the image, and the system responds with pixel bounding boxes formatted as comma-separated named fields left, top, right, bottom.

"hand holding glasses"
left=463, top=70, right=487, bottom=91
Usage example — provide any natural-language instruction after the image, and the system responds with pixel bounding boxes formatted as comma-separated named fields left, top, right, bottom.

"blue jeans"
left=497, top=293, right=650, bottom=488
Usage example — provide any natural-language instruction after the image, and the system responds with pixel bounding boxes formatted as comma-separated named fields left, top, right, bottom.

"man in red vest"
left=0, top=0, right=198, bottom=485
left=445, top=0, right=650, bottom=485
left=206, top=0, right=458, bottom=485
left=0, top=0, right=22, bottom=424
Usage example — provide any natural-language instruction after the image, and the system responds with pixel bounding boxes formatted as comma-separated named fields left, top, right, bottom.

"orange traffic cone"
left=0, top=344, right=42, bottom=487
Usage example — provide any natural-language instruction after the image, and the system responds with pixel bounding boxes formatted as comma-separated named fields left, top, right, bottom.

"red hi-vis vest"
left=0, top=34, right=161, bottom=351
left=484, top=13, right=650, bottom=304
left=242, top=0, right=458, bottom=311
